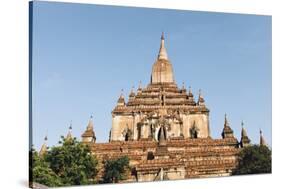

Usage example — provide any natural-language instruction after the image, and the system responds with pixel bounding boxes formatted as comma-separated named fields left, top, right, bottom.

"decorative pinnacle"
left=224, top=113, right=228, bottom=125
left=161, top=32, right=164, bottom=40
left=87, top=115, right=94, bottom=130
left=259, top=129, right=266, bottom=146
left=158, top=32, right=168, bottom=60
left=120, top=89, right=124, bottom=97
left=69, top=120, right=72, bottom=130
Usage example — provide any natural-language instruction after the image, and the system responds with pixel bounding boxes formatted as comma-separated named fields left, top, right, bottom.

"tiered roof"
left=112, top=33, right=208, bottom=115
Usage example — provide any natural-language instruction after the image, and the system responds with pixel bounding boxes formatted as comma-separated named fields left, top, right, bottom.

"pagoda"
left=81, top=33, right=253, bottom=182
left=110, top=32, right=210, bottom=142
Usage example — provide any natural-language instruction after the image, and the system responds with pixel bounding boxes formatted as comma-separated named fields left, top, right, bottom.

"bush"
left=31, top=137, right=98, bottom=187
left=233, top=145, right=271, bottom=175
left=102, top=156, right=130, bottom=183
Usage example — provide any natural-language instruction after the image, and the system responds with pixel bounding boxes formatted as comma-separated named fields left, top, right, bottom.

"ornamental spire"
left=87, top=115, right=94, bottom=130
left=151, top=33, right=174, bottom=84
left=241, top=121, right=247, bottom=137
left=240, top=121, right=250, bottom=147
left=39, top=135, right=48, bottom=157
left=158, top=32, right=168, bottom=60
left=117, top=89, right=126, bottom=106
left=82, top=115, right=96, bottom=143
left=260, top=129, right=266, bottom=146
left=224, top=113, right=229, bottom=127
left=66, top=121, right=73, bottom=140
left=129, top=86, right=135, bottom=98
left=197, top=89, right=205, bottom=106
left=221, top=114, right=234, bottom=139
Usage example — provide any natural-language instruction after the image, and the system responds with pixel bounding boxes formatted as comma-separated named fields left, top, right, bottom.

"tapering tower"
left=259, top=129, right=267, bottom=146
left=221, top=114, right=234, bottom=139
left=66, top=122, right=73, bottom=141
left=110, top=33, right=210, bottom=141
left=240, top=121, right=250, bottom=147
left=151, top=32, right=174, bottom=84
left=39, top=135, right=48, bottom=157
left=82, top=115, right=96, bottom=143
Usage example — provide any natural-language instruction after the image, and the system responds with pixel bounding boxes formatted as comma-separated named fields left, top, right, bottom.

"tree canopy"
left=233, top=145, right=272, bottom=175
left=102, top=156, right=130, bottom=183
left=31, top=148, right=62, bottom=187
left=31, top=137, right=98, bottom=187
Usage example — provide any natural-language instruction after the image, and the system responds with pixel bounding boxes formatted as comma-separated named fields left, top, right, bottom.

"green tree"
left=234, top=145, right=272, bottom=175
left=45, top=137, right=98, bottom=186
left=102, top=156, right=130, bottom=183
left=31, top=148, right=62, bottom=187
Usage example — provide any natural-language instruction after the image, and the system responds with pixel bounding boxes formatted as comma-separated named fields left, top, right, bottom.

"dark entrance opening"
left=157, top=127, right=166, bottom=141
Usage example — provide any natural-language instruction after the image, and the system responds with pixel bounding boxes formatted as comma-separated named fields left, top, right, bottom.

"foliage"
left=44, top=136, right=98, bottom=186
left=31, top=137, right=98, bottom=187
left=31, top=148, right=62, bottom=187
left=233, top=145, right=272, bottom=175
left=102, top=156, right=130, bottom=183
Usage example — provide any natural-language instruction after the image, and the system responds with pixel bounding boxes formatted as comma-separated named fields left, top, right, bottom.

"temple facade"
left=77, top=33, right=258, bottom=182
left=110, top=33, right=210, bottom=142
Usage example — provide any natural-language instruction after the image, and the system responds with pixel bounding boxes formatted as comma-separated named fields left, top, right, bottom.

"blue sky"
left=31, top=1, right=272, bottom=150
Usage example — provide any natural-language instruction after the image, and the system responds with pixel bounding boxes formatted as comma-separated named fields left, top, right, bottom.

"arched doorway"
left=125, top=132, right=129, bottom=141
left=190, top=126, right=198, bottom=139
left=157, top=126, right=166, bottom=141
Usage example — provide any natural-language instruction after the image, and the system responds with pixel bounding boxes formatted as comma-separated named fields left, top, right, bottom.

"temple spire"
left=39, top=135, right=48, bottom=157
left=151, top=33, right=174, bottom=84
left=82, top=115, right=96, bottom=143
left=240, top=121, right=250, bottom=147
left=182, top=82, right=185, bottom=90
left=221, top=114, right=234, bottom=139
left=260, top=129, right=266, bottom=146
left=224, top=114, right=229, bottom=127
left=158, top=32, right=168, bottom=60
left=87, top=115, right=94, bottom=130
left=197, top=89, right=205, bottom=106
left=241, top=121, right=247, bottom=137
left=117, top=89, right=126, bottom=106
left=66, top=121, right=73, bottom=140
left=129, top=86, right=136, bottom=99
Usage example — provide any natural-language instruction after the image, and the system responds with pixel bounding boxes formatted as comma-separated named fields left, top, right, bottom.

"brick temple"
left=41, top=33, right=267, bottom=182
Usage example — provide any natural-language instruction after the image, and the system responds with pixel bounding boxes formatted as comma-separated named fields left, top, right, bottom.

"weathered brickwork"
left=80, top=33, right=249, bottom=182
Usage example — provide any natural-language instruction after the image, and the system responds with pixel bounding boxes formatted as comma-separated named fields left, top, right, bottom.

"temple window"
left=123, top=128, right=132, bottom=141
left=157, top=126, right=167, bottom=141
left=125, top=133, right=129, bottom=141
left=190, top=126, right=198, bottom=139
left=147, top=151, right=154, bottom=160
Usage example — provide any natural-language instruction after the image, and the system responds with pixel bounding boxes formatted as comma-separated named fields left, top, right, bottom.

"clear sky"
left=31, top=1, right=272, bottom=150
